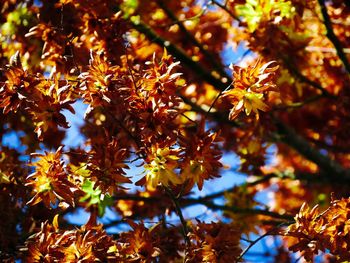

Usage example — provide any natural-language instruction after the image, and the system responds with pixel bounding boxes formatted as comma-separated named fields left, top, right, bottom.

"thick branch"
left=156, top=0, right=231, bottom=81
left=130, top=18, right=227, bottom=90
left=273, top=118, right=350, bottom=178
left=318, top=0, right=350, bottom=75
left=280, top=55, right=333, bottom=97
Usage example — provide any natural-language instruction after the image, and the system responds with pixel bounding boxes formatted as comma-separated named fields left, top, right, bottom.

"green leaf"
left=97, top=195, right=114, bottom=217
left=235, top=0, right=296, bottom=32
left=80, top=179, right=102, bottom=203
left=71, top=163, right=91, bottom=177
left=121, top=0, right=139, bottom=18
left=235, top=3, right=262, bottom=32
left=80, top=179, right=113, bottom=217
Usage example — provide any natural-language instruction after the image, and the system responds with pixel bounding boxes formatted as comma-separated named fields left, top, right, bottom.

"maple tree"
left=1, top=0, right=350, bottom=262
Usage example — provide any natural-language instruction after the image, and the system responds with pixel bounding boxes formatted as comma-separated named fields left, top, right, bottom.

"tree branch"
left=272, top=94, right=324, bottom=110
left=318, top=0, right=350, bottom=75
left=129, top=17, right=227, bottom=90
left=156, top=0, right=231, bottom=81
left=112, top=191, right=294, bottom=221
left=210, top=0, right=241, bottom=22
left=178, top=94, right=241, bottom=127
left=182, top=199, right=294, bottom=221
left=237, top=222, right=291, bottom=261
left=130, top=13, right=334, bottom=99
left=280, top=55, right=333, bottom=97
left=164, top=186, right=191, bottom=246
left=272, top=117, right=350, bottom=178
left=194, top=174, right=276, bottom=201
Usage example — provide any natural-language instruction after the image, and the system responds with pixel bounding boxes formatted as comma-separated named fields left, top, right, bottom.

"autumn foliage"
left=1, top=0, right=350, bottom=262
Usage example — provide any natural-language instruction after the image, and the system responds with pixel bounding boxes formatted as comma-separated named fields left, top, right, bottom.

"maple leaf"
left=24, top=216, right=116, bottom=262
left=86, top=137, right=131, bottom=195
left=26, top=146, right=82, bottom=208
left=141, top=49, right=183, bottom=99
left=223, top=59, right=279, bottom=120
left=285, top=197, right=350, bottom=261
left=30, top=75, right=75, bottom=139
left=180, top=120, right=222, bottom=190
left=235, top=0, right=296, bottom=32
left=0, top=52, right=32, bottom=114
left=79, top=178, right=114, bottom=217
left=118, top=221, right=162, bottom=262
left=187, top=221, right=242, bottom=263
left=137, top=145, right=183, bottom=189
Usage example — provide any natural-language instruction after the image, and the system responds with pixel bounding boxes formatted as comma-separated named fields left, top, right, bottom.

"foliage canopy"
left=1, top=0, right=350, bottom=262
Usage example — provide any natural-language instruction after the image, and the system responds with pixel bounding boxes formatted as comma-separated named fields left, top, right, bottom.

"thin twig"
left=60, top=4, right=64, bottom=32
left=240, top=237, right=253, bottom=243
left=210, top=0, right=241, bottom=22
left=124, top=45, right=139, bottom=91
left=104, top=110, right=145, bottom=156
left=273, top=94, right=324, bottom=110
left=164, top=186, right=191, bottom=246
left=237, top=222, right=291, bottom=261
left=185, top=199, right=294, bottom=220
left=206, top=81, right=233, bottom=117
left=194, top=174, right=276, bottom=201
left=179, top=94, right=240, bottom=127
left=180, top=113, right=198, bottom=125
